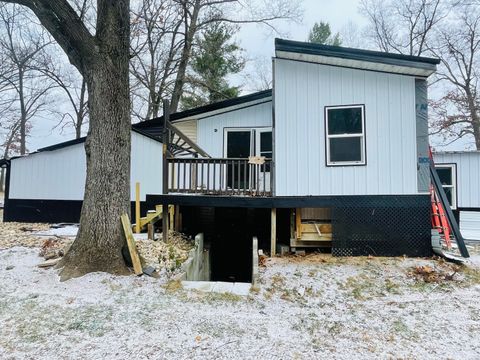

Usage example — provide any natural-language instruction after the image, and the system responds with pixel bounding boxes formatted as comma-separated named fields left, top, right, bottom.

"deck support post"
left=270, top=208, right=277, bottom=256
left=135, top=182, right=141, bottom=234
left=162, top=202, right=169, bottom=242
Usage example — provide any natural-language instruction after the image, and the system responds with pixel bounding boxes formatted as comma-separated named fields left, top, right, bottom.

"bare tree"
left=428, top=4, right=480, bottom=149
left=169, top=0, right=302, bottom=112
left=37, top=57, right=89, bottom=139
left=1, top=0, right=132, bottom=279
left=130, top=0, right=183, bottom=120
left=0, top=4, right=55, bottom=155
left=360, top=0, right=447, bottom=56
left=130, top=0, right=302, bottom=120
left=242, top=56, right=272, bottom=92
left=339, top=21, right=366, bottom=49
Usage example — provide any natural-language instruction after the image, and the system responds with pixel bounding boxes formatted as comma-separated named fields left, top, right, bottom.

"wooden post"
left=162, top=100, right=170, bottom=243
left=169, top=205, right=175, bottom=231
left=135, top=182, right=141, bottom=233
left=271, top=208, right=277, bottom=257
left=174, top=205, right=181, bottom=231
left=147, top=223, right=154, bottom=240
left=296, top=208, right=302, bottom=240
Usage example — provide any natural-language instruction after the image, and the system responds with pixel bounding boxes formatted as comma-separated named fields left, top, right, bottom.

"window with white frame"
left=325, top=105, right=366, bottom=166
left=435, top=164, right=457, bottom=209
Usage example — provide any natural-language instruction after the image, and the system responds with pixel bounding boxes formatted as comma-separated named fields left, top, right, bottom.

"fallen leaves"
left=411, top=264, right=459, bottom=283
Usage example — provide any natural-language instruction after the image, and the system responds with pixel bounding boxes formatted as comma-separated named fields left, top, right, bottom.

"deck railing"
left=167, top=157, right=272, bottom=196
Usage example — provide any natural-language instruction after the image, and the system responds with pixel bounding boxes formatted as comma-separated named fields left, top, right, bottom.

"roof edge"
left=33, top=127, right=162, bottom=154
left=134, top=89, right=272, bottom=129
left=275, top=38, right=441, bottom=67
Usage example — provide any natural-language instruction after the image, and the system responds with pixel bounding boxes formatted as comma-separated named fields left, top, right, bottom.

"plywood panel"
left=301, top=208, right=331, bottom=220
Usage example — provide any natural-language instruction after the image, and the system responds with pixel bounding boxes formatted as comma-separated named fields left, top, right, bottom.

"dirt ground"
left=1, top=216, right=480, bottom=359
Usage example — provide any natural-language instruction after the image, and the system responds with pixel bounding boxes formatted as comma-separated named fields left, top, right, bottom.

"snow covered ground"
left=1, top=245, right=480, bottom=360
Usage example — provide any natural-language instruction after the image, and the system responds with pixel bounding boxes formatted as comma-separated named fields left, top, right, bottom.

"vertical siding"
left=433, top=152, right=480, bottom=208
left=9, top=143, right=87, bottom=200
left=274, top=58, right=418, bottom=196
left=197, top=101, right=272, bottom=157
left=9, top=131, right=163, bottom=201
left=130, top=132, right=163, bottom=200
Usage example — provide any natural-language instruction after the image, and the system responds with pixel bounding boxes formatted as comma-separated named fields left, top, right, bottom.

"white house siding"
left=9, top=131, right=163, bottom=201
left=130, top=132, right=163, bottom=200
left=274, top=58, right=419, bottom=196
left=433, top=152, right=480, bottom=209
left=196, top=101, right=272, bottom=157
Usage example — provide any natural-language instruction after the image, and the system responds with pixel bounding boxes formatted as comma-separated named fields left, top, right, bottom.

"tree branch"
left=1, top=0, right=96, bottom=74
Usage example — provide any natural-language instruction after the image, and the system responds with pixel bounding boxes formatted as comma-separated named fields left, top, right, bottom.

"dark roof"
left=134, top=89, right=272, bottom=132
left=36, top=128, right=162, bottom=153
left=275, top=38, right=440, bottom=68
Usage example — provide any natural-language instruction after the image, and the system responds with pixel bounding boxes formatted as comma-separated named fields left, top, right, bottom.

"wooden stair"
left=135, top=204, right=174, bottom=232
left=290, top=208, right=333, bottom=249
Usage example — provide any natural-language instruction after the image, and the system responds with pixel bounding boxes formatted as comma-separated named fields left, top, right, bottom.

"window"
left=325, top=105, right=366, bottom=166
left=435, top=164, right=457, bottom=209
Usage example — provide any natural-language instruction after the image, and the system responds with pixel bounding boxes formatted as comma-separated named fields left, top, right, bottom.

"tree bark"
left=56, top=0, right=131, bottom=280
left=1, top=0, right=132, bottom=279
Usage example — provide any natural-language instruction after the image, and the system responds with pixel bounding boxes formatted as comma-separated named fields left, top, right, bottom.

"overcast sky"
left=27, top=0, right=471, bottom=152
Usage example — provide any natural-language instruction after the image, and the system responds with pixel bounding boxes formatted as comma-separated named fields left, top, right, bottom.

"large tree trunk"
left=58, top=1, right=131, bottom=280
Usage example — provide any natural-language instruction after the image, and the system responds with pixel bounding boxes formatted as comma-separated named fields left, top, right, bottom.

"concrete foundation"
left=178, top=233, right=210, bottom=281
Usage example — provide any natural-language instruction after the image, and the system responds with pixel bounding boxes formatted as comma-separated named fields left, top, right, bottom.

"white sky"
left=26, top=0, right=473, bottom=152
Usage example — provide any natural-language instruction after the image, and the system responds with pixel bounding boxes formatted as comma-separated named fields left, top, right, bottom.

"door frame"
left=222, top=126, right=272, bottom=158
left=223, top=127, right=272, bottom=191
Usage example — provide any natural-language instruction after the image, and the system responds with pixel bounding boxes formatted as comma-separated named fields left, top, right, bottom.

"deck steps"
left=135, top=205, right=174, bottom=232
left=291, top=208, right=333, bottom=249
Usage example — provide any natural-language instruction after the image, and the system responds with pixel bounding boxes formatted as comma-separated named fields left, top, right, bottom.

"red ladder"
left=429, top=148, right=452, bottom=249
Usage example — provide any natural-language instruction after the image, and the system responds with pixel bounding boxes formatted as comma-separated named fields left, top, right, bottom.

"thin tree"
left=169, top=0, right=302, bottom=113
left=0, top=4, right=55, bottom=155
left=428, top=5, right=480, bottom=149
left=38, top=62, right=89, bottom=139
left=1, top=0, right=132, bottom=279
left=360, top=0, right=446, bottom=56
left=130, top=0, right=183, bottom=120
left=130, top=0, right=302, bottom=118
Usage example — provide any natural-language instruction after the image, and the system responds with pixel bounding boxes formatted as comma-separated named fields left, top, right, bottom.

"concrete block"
left=231, top=283, right=251, bottom=296
left=182, top=281, right=215, bottom=292
left=277, top=244, right=290, bottom=256
left=212, top=281, right=234, bottom=294
left=295, top=250, right=306, bottom=256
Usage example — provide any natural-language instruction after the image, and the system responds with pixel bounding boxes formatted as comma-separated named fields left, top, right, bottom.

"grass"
left=163, top=279, right=183, bottom=293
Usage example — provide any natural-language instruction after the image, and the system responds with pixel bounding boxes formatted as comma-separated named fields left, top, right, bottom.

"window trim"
left=435, top=163, right=457, bottom=210
left=325, top=104, right=366, bottom=166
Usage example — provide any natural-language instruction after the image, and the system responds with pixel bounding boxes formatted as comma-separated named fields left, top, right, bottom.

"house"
left=1, top=128, right=163, bottom=223
left=2, top=38, right=442, bottom=274
left=433, top=151, right=480, bottom=241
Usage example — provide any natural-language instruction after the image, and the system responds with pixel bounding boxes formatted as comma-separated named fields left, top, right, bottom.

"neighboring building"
left=3, top=38, right=442, bottom=267
left=433, top=151, right=480, bottom=241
